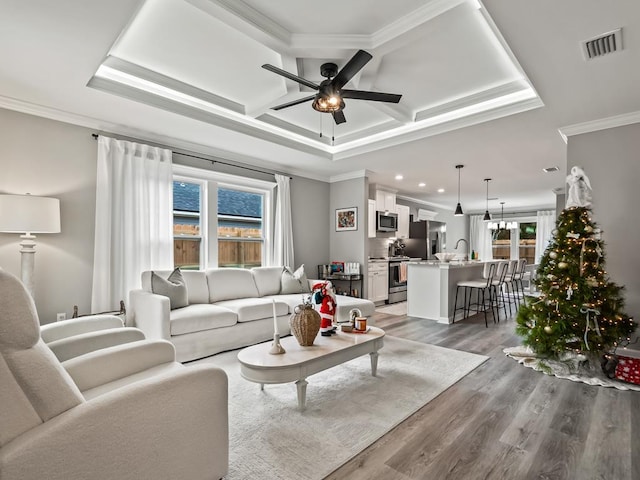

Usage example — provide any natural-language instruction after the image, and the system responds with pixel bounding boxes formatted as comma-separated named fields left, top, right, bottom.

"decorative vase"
left=290, top=302, right=321, bottom=346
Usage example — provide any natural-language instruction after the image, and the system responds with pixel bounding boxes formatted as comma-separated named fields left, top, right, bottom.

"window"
left=490, top=217, right=537, bottom=261
left=217, top=187, right=264, bottom=268
left=492, top=229, right=511, bottom=259
left=173, top=181, right=203, bottom=270
left=172, top=166, right=272, bottom=270
left=518, top=222, right=536, bottom=264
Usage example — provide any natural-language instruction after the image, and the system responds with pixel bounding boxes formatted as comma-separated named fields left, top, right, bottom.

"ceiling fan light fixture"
left=263, top=50, right=400, bottom=125
left=312, top=95, right=343, bottom=113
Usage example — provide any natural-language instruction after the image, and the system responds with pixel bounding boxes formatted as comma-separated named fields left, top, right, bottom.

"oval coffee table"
left=237, top=326, right=385, bottom=410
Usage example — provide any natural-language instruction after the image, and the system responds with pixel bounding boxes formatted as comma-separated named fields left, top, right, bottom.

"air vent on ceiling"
left=582, top=28, right=622, bottom=60
left=543, top=166, right=559, bottom=173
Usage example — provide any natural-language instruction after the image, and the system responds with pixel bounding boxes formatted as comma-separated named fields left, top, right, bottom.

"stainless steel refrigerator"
left=403, top=220, right=447, bottom=260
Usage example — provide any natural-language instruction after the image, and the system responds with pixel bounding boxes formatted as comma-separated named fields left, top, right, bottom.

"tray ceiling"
left=89, top=0, right=542, bottom=160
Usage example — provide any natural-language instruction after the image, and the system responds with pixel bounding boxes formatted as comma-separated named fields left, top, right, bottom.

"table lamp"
left=0, top=193, right=61, bottom=298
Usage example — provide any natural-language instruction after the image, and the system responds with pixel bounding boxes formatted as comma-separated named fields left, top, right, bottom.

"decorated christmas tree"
left=515, top=167, right=636, bottom=359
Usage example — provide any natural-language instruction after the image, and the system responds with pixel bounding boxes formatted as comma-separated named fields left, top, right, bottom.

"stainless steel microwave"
left=376, top=211, right=398, bottom=232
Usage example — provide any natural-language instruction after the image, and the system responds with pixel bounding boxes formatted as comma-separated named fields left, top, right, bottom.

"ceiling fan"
left=262, top=50, right=402, bottom=125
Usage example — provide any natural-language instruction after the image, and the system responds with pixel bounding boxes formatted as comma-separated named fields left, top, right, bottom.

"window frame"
left=173, top=176, right=207, bottom=270
left=173, top=164, right=274, bottom=269
left=490, top=214, right=537, bottom=260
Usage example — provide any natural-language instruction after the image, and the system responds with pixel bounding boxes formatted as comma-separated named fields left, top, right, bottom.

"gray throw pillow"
left=151, top=268, right=189, bottom=310
left=281, top=265, right=311, bottom=294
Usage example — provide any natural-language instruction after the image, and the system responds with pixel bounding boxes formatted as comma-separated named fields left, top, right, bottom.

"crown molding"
left=329, top=170, right=370, bottom=183
left=0, top=94, right=330, bottom=183
left=558, top=110, right=640, bottom=139
left=396, top=194, right=450, bottom=211
left=290, top=34, right=372, bottom=50
left=414, top=80, right=525, bottom=121
left=372, top=0, right=467, bottom=48
left=332, top=95, right=543, bottom=160
left=0, top=94, right=109, bottom=131
left=186, top=0, right=290, bottom=50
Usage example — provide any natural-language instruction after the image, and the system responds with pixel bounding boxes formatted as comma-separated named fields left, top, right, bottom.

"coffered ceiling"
left=1, top=0, right=640, bottom=212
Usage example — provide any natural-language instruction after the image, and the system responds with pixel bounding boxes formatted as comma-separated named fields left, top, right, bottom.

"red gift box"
left=614, top=356, right=640, bottom=385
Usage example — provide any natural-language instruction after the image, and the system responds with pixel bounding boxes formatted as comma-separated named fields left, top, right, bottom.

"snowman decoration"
left=311, top=281, right=337, bottom=336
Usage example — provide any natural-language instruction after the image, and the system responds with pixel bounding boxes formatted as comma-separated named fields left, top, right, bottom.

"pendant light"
left=488, top=201, right=518, bottom=230
left=498, top=201, right=506, bottom=229
left=454, top=164, right=464, bottom=216
left=483, top=178, right=492, bottom=221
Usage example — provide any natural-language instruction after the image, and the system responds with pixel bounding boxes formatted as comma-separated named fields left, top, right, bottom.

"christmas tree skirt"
left=503, top=346, right=640, bottom=391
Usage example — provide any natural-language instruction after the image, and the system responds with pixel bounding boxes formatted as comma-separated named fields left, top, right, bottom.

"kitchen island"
left=407, top=261, right=486, bottom=324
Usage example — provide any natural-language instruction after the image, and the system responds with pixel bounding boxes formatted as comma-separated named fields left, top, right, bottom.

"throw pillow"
left=280, top=265, right=311, bottom=294
left=151, top=268, right=189, bottom=310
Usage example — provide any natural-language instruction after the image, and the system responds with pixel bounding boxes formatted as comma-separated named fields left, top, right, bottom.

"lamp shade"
left=454, top=203, right=464, bottom=216
left=0, top=194, right=60, bottom=233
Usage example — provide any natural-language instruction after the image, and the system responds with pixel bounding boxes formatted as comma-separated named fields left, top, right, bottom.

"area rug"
left=375, top=301, right=407, bottom=316
left=191, top=336, right=488, bottom=480
left=504, top=345, right=640, bottom=391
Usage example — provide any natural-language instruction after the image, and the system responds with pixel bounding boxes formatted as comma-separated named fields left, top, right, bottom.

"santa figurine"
left=311, top=281, right=337, bottom=336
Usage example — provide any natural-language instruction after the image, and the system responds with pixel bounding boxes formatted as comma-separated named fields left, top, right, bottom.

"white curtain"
left=91, top=136, right=174, bottom=313
left=469, top=214, right=493, bottom=262
left=535, top=210, right=556, bottom=264
left=271, top=174, right=294, bottom=268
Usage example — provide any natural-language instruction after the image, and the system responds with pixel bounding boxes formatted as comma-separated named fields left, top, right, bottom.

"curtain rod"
left=91, top=133, right=291, bottom=179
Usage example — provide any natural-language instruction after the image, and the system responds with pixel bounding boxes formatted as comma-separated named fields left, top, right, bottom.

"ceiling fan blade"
left=341, top=89, right=402, bottom=103
left=262, top=64, right=319, bottom=90
left=331, top=50, right=372, bottom=90
left=271, top=95, right=316, bottom=110
left=332, top=110, right=346, bottom=125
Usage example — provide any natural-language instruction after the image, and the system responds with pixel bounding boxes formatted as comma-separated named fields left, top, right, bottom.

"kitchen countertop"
left=368, top=257, right=422, bottom=263
left=408, top=260, right=484, bottom=268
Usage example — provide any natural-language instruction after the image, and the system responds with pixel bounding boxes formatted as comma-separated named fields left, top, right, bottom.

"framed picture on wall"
left=336, top=207, right=358, bottom=232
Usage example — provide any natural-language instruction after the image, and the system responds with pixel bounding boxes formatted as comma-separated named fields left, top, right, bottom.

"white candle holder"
left=268, top=333, right=286, bottom=355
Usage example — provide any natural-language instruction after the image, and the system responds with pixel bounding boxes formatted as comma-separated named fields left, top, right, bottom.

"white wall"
left=0, top=107, right=332, bottom=323
left=329, top=176, right=368, bottom=279
left=0, top=108, right=97, bottom=323
left=290, top=176, right=330, bottom=279
left=567, top=123, right=640, bottom=320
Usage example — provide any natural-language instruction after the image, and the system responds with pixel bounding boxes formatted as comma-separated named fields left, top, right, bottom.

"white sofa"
left=130, top=266, right=375, bottom=362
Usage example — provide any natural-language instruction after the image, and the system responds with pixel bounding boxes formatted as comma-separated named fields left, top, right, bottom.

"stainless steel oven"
left=387, top=258, right=409, bottom=304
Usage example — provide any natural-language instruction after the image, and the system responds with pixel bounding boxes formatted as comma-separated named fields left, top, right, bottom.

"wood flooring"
left=325, top=308, right=639, bottom=480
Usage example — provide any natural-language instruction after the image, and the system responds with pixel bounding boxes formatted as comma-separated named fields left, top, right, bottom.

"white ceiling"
left=2, top=0, right=640, bottom=213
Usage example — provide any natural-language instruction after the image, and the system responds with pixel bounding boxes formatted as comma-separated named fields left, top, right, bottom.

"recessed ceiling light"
left=543, top=166, right=559, bottom=173
left=418, top=182, right=426, bottom=187
left=437, top=188, right=445, bottom=193
left=395, top=174, right=403, bottom=180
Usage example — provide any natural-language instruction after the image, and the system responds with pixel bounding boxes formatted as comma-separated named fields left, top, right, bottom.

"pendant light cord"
left=485, top=179, right=489, bottom=210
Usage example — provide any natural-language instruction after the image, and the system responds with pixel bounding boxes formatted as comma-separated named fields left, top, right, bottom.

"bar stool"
left=503, top=260, right=519, bottom=312
left=508, top=259, right=528, bottom=307
left=491, top=261, right=510, bottom=320
left=453, top=262, right=498, bottom=327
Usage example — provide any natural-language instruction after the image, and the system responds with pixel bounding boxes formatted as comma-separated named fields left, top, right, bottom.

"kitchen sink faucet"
left=455, top=238, right=469, bottom=259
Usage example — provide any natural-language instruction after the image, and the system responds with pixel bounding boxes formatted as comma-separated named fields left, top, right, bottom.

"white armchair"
left=0, top=269, right=229, bottom=480
left=41, top=314, right=146, bottom=362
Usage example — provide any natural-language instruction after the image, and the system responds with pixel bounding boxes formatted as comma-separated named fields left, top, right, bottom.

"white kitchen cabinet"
left=367, top=262, right=389, bottom=302
left=368, top=199, right=376, bottom=238
left=395, top=204, right=410, bottom=239
left=375, top=190, right=396, bottom=212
